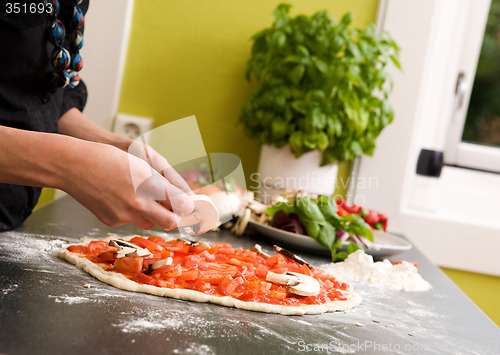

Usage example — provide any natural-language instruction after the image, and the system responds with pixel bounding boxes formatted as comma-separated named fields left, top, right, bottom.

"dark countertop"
left=1, top=196, right=499, bottom=355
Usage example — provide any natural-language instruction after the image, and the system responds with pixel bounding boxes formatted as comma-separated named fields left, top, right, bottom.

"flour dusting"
left=120, top=319, right=175, bottom=333
left=49, top=295, right=90, bottom=304
left=322, top=250, right=432, bottom=292
left=2, top=284, right=19, bottom=295
left=172, top=344, right=214, bottom=355
left=113, top=308, right=224, bottom=338
left=0, top=231, right=69, bottom=265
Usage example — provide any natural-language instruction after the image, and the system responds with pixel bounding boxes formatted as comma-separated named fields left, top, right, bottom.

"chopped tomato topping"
left=266, top=253, right=289, bottom=268
left=129, top=236, right=164, bottom=254
left=183, top=254, right=208, bottom=271
left=147, top=235, right=169, bottom=247
left=275, top=262, right=301, bottom=273
left=189, top=245, right=209, bottom=254
left=163, top=241, right=190, bottom=253
left=255, top=265, right=269, bottom=278
left=151, top=264, right=183, bottom=279
left=178, top=269, right=201, bottom=281
left=87, top=241, right=115, bottom=255
left=214, top=242, right=234, bottom=254
left=199, top=250, right=215, bottom=262
left=68, top=245, right=87, bottom=254
left=96, top=250, right=116, bottom=263
left=218, top=275, right=245, bottom=296
left=131, top=273, right=156, bottom=285
left=199, top=275, right=226, bottom=285
left=191, top=280, right=212, bottom=293
left=113, top=257, right=143, bottom=274
left=300, top=264, right=312, bottom=276
left=270, top=267, right=288, bottom=274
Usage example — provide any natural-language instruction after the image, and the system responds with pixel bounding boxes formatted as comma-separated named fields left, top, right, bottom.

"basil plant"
left=239, top=4, right=401, bottom=165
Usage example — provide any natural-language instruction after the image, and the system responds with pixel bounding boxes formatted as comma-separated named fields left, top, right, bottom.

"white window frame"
left=354, top=0, right=500, bottom=276
left=443, top=0, right=500, bottom=173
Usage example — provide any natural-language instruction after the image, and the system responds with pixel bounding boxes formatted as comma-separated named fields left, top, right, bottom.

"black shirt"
left=0, top=0, right=89, bottom=231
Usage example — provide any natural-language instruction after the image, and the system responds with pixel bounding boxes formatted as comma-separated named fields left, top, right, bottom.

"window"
left=355, top=0, right=500, bottom=275
left=445, top=0, right=500, bottom=173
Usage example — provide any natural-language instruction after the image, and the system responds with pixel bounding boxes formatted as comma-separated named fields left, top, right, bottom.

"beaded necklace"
left=45, top=0, right=84, bottom=90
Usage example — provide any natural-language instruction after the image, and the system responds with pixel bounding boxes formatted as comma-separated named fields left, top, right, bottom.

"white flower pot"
left=255, top=144, right=338, bottom=203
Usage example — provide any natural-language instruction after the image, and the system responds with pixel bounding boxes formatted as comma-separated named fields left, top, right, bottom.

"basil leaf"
left=295, top=197, right=326, bottom=222
left=265, top=201, right=296, bottom=217
left=316, top=222, right=336, bottom=249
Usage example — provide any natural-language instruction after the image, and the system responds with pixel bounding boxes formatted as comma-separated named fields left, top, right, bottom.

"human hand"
left=127, top=141, right=194, bottom=212
left=59, top=140, right=194, bottom=230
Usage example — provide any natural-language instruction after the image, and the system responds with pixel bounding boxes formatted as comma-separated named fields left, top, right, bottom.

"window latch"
left=454, top=72, right=468, bottom=109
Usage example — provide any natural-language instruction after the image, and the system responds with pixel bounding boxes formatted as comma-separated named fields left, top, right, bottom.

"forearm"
left=0, top=125, right=86, bottom=189
left=0, top=124, right=194, bottom=230
left=58, top=108, right=131, bottom=151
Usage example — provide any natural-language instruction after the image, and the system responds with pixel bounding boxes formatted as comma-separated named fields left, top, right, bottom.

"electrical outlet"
left=113, top=113, right=153, bottom=140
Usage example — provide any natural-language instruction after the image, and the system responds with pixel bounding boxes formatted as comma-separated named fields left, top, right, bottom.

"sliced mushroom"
left=109, top=239, right=152, bottom=258
left=273, top=245, right=312, bottom=269
left=151, top=257, right=173, bottom=269
left=247, top=200, right=267, bottom=214
left=145, top=256, right=173, bottom=275
left=109, top=239, right=139, bottom=249
left=177, top=195, right=220, bottom=235
left=250, top=244, right=271, bottom=259
left=125, top=248, right=153, bottom=257
left=231, top=208, right=251, bottom=236
left=115, top=246, right=138, bottom=259
left=266, top=271, right=320, bottom=297
left=176, top=238, right=210, bottom=249
left=146, top=257, right=173, bottom=274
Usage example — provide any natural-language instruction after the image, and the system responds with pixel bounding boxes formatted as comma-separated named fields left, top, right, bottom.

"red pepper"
left=336, top=205, right=349, bottom=216
left=336, top=199, right=389, bottom=231
left=336, top=199, right=362, bottom=214
left=364, top=210, right=380, bottom=226
left=378, top=214, right=388, bottom=231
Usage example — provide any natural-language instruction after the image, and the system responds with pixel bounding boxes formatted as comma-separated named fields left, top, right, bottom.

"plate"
left=247, top=220, right=412, bottom=258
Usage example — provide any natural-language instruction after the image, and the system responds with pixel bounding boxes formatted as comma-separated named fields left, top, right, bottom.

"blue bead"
left=67, top=70, right=80, bottom=88
left=70, top=30, right=84, bottom=52
left=73, top=7, right=84, bottom=28
left=51, top=48, right=70, bottom=71
left=51, top=71, right=70, bottom=89
left=47, top=19, right=65, bottom=46
left=71, top=53, right=83, bottom=71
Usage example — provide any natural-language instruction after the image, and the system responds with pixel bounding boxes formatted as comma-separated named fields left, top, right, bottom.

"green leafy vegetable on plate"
left=266, top=195, right=374, bottom=261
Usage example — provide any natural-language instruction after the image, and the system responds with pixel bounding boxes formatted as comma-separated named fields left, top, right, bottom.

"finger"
left=131, top=217, right=156, bottom=230
left=141, top=200, right=182, bottom=231
left=163, top=180, right=195, bottom=215
left=129, top=142, right=194, bottom=196
left=161, top=165, right=194, bottom=195
left=134, top=170, right=194, bottom=215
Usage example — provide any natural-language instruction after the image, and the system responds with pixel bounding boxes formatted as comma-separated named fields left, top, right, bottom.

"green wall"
left=118, top=0, right=378, bottom=191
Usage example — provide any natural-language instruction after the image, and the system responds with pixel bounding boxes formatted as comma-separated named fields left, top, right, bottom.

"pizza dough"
left=58, top=236, right=361, bottom=315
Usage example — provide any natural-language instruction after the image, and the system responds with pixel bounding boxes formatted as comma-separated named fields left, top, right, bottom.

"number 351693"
left=5, top=2, right=53, bottom=14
